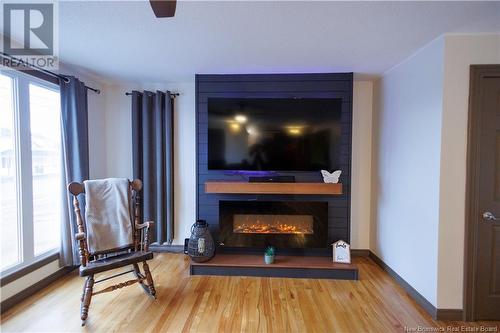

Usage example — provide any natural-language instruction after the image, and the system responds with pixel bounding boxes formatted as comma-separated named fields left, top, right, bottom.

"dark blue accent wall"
left=196, top=73, right=353, bottom=249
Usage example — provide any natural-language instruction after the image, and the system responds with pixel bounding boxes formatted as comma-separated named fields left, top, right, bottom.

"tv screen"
left=207, top=98, right=342, bottom=171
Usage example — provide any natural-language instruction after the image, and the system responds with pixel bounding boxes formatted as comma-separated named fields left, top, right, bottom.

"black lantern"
left=187, top=220, right=215, bottom=262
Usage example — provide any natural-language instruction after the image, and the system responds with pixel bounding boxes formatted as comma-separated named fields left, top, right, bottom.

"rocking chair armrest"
left=135, top=221, right=154, bottom=252
left=75, top=232, right=86, bottom=241
left=135, top=221, right=154, bottom=230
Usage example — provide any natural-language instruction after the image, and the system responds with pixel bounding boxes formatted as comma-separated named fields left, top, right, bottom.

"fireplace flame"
left=233, top=223, right=313, bottom=234
left=233, top=215, right=314, bottom=235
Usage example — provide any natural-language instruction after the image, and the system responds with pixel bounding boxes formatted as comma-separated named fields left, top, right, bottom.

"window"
left=0, top=71, right=61, bottom=274
left=0, top=74, right=19, bottom=270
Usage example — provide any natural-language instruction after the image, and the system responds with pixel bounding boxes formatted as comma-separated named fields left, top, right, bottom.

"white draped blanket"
left=84, top=178, right=133, bottom=254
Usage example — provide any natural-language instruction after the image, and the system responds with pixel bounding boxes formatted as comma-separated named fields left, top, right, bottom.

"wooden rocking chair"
left=68, top=179, right=157, bottom=326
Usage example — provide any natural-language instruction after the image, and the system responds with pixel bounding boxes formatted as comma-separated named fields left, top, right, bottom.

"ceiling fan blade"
left=149, top=0, right=176, bottom=18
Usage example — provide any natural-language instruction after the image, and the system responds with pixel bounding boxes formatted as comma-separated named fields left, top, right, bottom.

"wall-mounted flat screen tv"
left=207, top=98, right=342, bottom=171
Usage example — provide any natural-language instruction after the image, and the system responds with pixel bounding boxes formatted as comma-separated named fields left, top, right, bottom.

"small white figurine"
left=332, top=240, right=351, bottom=264
left=321, top=170, right=341, bottom=183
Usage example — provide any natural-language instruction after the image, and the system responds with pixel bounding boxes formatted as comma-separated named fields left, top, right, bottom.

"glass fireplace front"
left=219, top=201, right=328, bottom=248
left=233, top=214, right=314, bottom=234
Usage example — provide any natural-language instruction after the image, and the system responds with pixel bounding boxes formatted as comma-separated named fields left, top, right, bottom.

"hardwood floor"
left=1, top=253, right=499, bottom=332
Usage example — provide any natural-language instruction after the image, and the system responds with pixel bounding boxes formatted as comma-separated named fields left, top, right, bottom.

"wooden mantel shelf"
left=204, top=181, right=342, bottom=195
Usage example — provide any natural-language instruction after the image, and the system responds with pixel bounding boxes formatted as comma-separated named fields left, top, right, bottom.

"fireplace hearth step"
left=189, top=254, right=358, bottom=280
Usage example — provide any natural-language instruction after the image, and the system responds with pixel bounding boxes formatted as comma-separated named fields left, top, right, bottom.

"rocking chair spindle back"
left=68, top=178, right=157, bottom=326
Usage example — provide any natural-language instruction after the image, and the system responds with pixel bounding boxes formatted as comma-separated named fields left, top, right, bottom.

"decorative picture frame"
left=332, top=240, right=351, bottom=264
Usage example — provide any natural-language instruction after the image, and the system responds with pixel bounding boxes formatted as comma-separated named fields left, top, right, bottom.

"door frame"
left=463, top=64, right=500, bottom=321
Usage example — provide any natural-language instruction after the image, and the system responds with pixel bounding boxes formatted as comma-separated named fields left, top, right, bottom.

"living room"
left=0, top=1, right=499, bottom=332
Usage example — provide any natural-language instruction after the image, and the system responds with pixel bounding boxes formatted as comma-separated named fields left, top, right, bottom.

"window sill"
left=0, top=252, right=60, bottom=287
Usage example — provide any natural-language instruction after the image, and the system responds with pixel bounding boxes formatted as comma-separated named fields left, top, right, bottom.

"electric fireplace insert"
left=219, top=201, right=328, bottom=248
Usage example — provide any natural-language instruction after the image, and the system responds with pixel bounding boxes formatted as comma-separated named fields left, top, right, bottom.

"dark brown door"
left=468, top=65, right=500, bottom=320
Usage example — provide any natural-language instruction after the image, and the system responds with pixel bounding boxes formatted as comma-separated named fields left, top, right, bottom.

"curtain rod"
left=125, top=91, right=179, bottom=97
left=0, top=52, right=100, bottom=94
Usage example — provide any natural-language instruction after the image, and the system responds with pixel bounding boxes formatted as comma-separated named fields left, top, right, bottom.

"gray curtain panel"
left=131, top=91, right=174, bottom=245
left=59, top=77, right=89, bottom=266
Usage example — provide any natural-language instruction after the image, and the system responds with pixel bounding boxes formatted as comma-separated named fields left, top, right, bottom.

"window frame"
left=0, top=69, right=61, bottom=277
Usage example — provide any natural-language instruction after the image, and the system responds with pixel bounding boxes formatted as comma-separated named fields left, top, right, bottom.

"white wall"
left=101, top=79, right=374, bottom=248
left=371, top=37, right=445, bottom=307
left=0, top=260, right=60, bottom=301
left=371, top=33, right=500, bottom=310
left=102, top=84, right=135, bottom=177
left=437, top=34, right=500, bottom=309
left=351, top=81, right=373, bottom=249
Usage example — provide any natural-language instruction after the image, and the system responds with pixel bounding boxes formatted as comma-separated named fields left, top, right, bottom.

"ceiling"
left=5, top=1, right=500, bottom=83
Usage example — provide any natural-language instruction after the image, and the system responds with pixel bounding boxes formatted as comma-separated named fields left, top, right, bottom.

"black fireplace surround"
left=196, top=73, right=354, bottom=251
left=219, top=201, right=328, bottom=249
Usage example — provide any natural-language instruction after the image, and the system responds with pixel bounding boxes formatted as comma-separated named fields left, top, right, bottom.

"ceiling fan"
left=149, top=0, right=177, bottom=18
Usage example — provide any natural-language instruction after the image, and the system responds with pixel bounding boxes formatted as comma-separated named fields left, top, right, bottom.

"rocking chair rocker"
left=68, top=179, right=157, bottom=326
